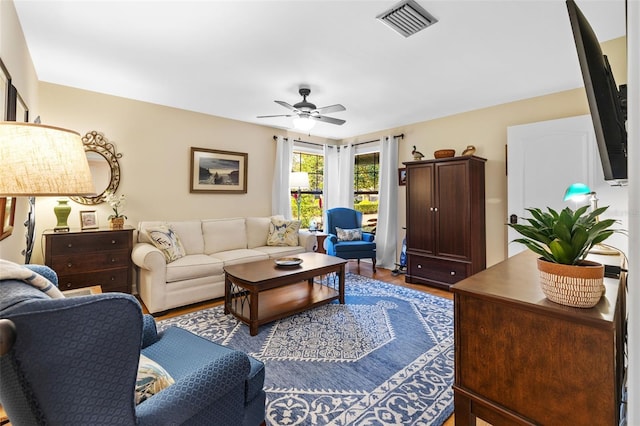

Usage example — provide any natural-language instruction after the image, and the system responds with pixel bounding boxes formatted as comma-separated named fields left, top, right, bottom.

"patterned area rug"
left=158, top=273, right=454, bottom=425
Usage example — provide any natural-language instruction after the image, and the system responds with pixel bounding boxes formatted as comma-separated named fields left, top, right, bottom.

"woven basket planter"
left=537, top=258, right=605, bottom=308
left=109, top=217, right=125, bottom=230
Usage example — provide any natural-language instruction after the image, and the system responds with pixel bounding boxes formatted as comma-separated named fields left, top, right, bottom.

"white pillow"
left=135, top=354, right=175, bottom=404
left=267, top=218, right=301, bottom=246
left=336, top=227, right=363, bottom=242
left=144, top=225, right=186, bottom=263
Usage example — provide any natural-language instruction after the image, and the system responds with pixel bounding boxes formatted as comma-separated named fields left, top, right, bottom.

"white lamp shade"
left=292, top=116, right=316, bottom=132
left=0, top=122, right=95, bottom=196
left=290, top=171, right=310, bottom=189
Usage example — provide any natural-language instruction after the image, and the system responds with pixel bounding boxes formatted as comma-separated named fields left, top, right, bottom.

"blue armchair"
left=325, top=207, right=376, bottom=272
left=0, top=265, right=265, bottom=426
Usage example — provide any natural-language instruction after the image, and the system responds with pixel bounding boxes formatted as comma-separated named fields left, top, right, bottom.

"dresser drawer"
left=49, top=249, right=130, bottom=273
left=57, top=268, right=130, bottom=292
left=408, top=255, right=468, bottom=285
left=49, top=231, right=131, bottom=254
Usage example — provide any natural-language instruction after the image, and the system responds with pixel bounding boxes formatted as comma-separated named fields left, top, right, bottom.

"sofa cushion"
left=145, top=226, right=187, bottom=263
left=267, top=218, right=300, bottom=246
left=203, top=218, right=247, bottom=254
left=254, top=245, right=305, bottom=258
left=245, top=217, right=271, bottom=249
left=165, top=255, right=224, bottom=283
left=135, top=354, right=175, bottom=404
left=211, top=249, right=268, bottom=266
left=139, top=221, right=204, bottom=255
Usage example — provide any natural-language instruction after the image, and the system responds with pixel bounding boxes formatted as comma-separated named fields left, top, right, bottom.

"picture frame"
left=80, top=210, right=99, bottom=230
left=1, top=57, right=10, bottom=120
left=190, top=147, right=248, bottom=194
left=0, top=197, right=17, bottom=241
left=398, top=167, right=407, bottom=186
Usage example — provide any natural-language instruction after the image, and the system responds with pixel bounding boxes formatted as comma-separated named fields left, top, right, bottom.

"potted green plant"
left=508, top=205, right=620, bottom=308
left=105, top=191, right=127, bottom=229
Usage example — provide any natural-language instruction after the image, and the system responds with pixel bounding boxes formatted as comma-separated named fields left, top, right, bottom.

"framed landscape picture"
left=190, top=147, right=247, bottom=194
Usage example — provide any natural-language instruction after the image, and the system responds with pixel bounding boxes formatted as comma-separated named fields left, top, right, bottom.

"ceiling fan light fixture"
left=293, top=116, right=316, bottom=131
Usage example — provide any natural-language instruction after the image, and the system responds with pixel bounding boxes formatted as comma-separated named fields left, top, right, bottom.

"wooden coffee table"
left=224, top=252, right=347, bottom=336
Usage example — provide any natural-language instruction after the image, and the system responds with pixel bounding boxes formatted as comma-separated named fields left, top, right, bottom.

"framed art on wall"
left=80, top=210, right=99, bottom=230
left=398, top=168, right=407, bottom=186
left=190, top=147, right=248, bottom=193
left=0, top=197, right=17, bottom=241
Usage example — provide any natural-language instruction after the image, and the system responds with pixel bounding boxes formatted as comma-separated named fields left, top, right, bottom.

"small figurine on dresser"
left=411, top=145, right=425, bottom=160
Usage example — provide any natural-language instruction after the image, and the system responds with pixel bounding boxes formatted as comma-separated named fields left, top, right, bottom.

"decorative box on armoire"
left=44, top=226, right=134, bottom=293
left=403, top=156, right=486, bottom=289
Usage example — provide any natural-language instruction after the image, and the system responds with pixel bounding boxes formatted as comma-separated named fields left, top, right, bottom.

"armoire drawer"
left=48, top=231, right=131, bottom=254
left=408, top=255, right=468, bottom=285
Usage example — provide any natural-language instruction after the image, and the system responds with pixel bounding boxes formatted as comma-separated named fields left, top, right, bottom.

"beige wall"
left=0, top=0, right=39, bottom=263
left=344, top=36, right=626, bottom=267
left=0, top=0, right=627, bottom=269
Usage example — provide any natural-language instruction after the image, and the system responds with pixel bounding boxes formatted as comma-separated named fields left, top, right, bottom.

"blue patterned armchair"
left=325, top=207, right=376, bottom=271
left=0, top=264, right=265, bottom=426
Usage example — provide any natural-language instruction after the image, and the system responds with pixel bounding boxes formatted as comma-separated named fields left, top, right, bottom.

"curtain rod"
left=272, top=133, right=404, bottom=147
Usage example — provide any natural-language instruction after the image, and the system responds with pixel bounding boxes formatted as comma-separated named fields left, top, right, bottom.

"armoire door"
left=435, top=161, right=470, bottom=260
left=406, top=162, right=435, bottom=255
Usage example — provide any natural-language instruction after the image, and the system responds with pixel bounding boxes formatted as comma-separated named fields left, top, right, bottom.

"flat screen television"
left=566, top=0, right=627, bottom=185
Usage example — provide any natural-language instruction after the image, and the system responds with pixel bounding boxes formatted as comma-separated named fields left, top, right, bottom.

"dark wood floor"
left=146, top=260, right=457, bottom=426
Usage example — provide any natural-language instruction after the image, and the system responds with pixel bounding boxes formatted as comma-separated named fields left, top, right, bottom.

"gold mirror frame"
left=70, top=131, right=122, bottom=205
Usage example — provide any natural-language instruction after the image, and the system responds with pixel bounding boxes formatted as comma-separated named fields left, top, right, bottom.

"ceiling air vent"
left=376, top=0, right=438, bottom=38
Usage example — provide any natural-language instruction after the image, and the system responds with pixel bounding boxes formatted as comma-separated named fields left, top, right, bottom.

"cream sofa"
left=131, top=216, right=317, bottom=314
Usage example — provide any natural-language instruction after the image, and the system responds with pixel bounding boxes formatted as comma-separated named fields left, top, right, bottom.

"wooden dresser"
left=44, top=226, right=134, bottom=293
left=451, top=251, right=626, bottom=425
left=403, top=156, right=486, bottom=289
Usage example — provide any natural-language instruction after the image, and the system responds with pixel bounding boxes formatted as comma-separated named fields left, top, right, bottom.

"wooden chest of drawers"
left=44, top=227, right=134, bottom=293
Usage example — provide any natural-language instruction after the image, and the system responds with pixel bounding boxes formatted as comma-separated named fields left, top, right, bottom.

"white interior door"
left=507, top=115, right=597, bottom=257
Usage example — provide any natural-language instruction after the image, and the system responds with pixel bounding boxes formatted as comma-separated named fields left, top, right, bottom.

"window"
left=354, top=151, right=379, bottom=234
left=291, top=148, right=324, bottom=230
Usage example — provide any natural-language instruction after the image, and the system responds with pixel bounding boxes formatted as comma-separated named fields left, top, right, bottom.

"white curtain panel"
left=375, top=136, right=399, bottom=269
left=323, top=145, right=340, bottom=213
left=271, top=136, right=293, bottom=219
left=337, top=143, right=355, bottom=208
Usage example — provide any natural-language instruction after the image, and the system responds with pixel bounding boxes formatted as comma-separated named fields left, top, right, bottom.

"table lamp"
left=290, top=171, right=309, bottom=221
left=0, top=122, right=95, bottom=263
left=563, top=182, right=617, bottom=255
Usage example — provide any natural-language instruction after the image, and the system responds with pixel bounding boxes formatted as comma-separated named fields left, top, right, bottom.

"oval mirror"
left=70, top=131, right=122, bottom=205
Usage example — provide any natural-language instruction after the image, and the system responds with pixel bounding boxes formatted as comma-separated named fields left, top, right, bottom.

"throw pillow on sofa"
left=336, top=227, right=363, bottom=241
left=267, top=218, right=300, bottom=246
left=135, top=354, right=175, bottom=404
left=144, top=225, right=186, bottom=263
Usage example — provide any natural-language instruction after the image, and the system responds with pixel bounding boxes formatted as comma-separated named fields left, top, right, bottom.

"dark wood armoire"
left=403, top=155, right=486, bottom=289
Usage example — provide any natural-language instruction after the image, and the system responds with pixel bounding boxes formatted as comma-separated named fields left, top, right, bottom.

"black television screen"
left=566, top=0, right=627, bottom=184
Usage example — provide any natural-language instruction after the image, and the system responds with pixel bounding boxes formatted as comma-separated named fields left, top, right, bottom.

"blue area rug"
left=158, top=273, right=454, bottom=425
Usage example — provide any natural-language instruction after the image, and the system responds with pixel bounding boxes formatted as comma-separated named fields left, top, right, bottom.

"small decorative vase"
left=109, top=217, right=125, bottom=230
left=537, top=258, right=605, bottom=308
left=53, top=199, right=72, bottom=231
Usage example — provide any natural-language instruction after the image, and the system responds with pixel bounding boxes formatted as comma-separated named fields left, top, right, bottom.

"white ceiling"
left=13, top=0, right=626, bottom=140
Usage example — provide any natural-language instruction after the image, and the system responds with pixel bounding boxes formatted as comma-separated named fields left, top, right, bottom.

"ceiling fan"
left=257, top=88, right=346, bottom=127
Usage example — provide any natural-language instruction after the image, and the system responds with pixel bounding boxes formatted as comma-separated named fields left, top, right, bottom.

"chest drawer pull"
left=64, top=282, right=72, bottom=289
left=67, top=262, right=73, bottom=268
left=417, top=264, right=422, bottom=269
left=67, top=243, right=73, bottom=248
left=111, top=240, right=117, bottom=244
left=450, top=271, right=456, bottom=275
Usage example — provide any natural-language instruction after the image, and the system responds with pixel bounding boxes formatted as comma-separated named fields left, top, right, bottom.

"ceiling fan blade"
left=256, top=114, right=295, bottom=118
left=274, top=100, right=297, bottom=111
left=315, top=104, right=346, bottom=114
left=311, top=115, right=346, bottom=125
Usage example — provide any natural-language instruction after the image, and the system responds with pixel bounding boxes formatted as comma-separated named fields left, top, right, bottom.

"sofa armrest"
left=324, top=234, right=339, bottom=256
left=132, top=243, right=166, bottom=271
left=298, top=230, right=318, bottom=252
left=363, top=232, right=375, bottom=242
left=135, top=351, right=250, bottom=426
